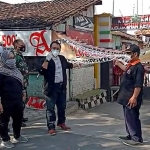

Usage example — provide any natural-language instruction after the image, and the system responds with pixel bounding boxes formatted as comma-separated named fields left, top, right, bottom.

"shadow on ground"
left=1, top=127, right=150, bottom=150
left=1, top=102, right=150, bottom=150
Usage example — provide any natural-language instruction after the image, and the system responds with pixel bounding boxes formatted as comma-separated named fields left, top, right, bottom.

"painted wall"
left=112, top=35, right=121, bottom=49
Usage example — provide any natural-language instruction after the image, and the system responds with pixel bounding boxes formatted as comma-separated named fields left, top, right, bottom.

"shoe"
left=48, top=129, right=56, bottom=136
left=11, top=135, right=28, bottom=143
left=57, top=123, right=71, bottom=130
left=21, top=122, right=26, bottom=127
left=1, top=141, right=15, bottom=148
left=123, top=140, right=143, bottom=146
left=119, top=135, right=131, bottom=140
left=22, top=117, right=28, bottom=122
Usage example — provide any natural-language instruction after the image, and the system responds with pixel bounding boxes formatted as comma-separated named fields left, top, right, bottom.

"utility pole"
left=133, top=4, right=135, bottom=16
left=137, top=0, right=138, bottom=15
left=112, top=0, right=114, bottom=16
left=142, top=0, right=143, bottom=15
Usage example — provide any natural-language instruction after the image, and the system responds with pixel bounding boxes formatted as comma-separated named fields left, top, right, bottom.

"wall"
left=27, top=67, right=95, bottom=101
left=112, top=35, right=121, bottom=49
left=80, top=5, right=94, bottom=17
left=71, top=66, right=95, bottom=97
left=27, top=70, right=70, bottom=101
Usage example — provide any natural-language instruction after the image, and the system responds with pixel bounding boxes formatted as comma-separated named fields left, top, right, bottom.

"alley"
left=1, top=101, right=150, bottom=150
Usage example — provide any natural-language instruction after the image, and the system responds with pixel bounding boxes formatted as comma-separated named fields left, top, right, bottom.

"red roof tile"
left=111, top=31, right=143, bottom=42
left=0, top=0, right=102, bottom=30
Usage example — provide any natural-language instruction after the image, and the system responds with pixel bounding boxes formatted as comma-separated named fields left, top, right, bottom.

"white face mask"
left=51, top=49, right=60, bottom=57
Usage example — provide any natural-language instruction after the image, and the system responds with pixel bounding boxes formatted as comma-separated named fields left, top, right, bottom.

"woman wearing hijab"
left=0, top=50, right=28, bottom=149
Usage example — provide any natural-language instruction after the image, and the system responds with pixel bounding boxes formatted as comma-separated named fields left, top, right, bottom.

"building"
left=0, top=0, right=108, bottom=107
left=111, top=31, right=143, bottom=50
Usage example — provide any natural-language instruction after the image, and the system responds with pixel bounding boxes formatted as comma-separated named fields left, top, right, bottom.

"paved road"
left=1, top=102, right=150, bottom=150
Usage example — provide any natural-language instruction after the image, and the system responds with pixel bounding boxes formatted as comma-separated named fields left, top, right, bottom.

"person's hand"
left=114, top=59, right=120, bottom=66
left=46, top=52, right=52, bottom=61
left=0, top=103, right=3, bottom=114
left=23, top=92, right=26, bottom=102
left=42, top=62, right=48, bottom=69
left=73, top=63, right=81, bottom=68
left=127, top=96, right=137, bottom=109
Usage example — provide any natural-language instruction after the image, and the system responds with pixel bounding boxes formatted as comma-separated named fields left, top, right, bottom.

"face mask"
left=51, top=49, right=60, bottom=57
left=19, top=46, right=26, bottom=52
left=5, top=59, right=16, bottom=69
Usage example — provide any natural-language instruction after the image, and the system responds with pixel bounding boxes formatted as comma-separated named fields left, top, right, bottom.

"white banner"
left=59, top=38, right=130, bottom=64
left=0, top=30, right=51, bottom=56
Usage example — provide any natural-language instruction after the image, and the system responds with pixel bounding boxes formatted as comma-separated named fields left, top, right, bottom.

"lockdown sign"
left=0, top=30, right=51, bottom=56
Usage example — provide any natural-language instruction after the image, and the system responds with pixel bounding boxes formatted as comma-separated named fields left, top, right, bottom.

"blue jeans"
left=45, top=83, right=66, bottom=130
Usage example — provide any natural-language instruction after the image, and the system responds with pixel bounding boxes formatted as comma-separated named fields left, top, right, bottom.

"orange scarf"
left=126, top=59, right=141, bottom=70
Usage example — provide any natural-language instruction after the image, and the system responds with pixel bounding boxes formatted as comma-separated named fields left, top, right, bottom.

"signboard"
left=66, top=26, right=94, bottom=45
left=0, top=30, right=51, bottom=56
left=112, top=15, right=150, bottom=30
left=73, top=15, right=93, bottom=31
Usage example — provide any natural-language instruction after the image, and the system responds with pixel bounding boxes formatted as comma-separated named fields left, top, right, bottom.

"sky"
left=1, top=0, right=150, bottom=16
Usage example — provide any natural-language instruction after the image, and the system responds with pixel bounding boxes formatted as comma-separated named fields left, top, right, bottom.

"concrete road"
left=1, top=101, right=150, bottom=150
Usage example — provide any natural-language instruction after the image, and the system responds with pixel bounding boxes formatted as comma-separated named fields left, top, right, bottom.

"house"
left=0, top=0, right=108, bottom=108
left=0, top=0, right=102, bottom=31
left=111, top=31, right=143, bottom=50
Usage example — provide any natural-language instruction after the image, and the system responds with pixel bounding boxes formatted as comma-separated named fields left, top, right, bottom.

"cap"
left=126, top=44, right=140, bottom=54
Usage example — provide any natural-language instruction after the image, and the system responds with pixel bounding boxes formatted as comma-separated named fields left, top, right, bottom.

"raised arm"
left=114, top=60, right=126, bottom=71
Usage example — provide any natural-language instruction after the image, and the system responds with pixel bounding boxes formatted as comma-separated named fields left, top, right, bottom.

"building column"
left=94, top=13, right=112, bottom=89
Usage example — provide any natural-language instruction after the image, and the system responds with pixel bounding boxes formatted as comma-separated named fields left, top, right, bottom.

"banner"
left=0, top=30, right=51, bottom=56
left=52, top=31, right=130, bottom=64
left=66, top=26, right=94, bottom=45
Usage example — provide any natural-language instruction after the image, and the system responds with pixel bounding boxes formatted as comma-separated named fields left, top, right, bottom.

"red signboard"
left=112, top=15, right=150, bottom=30
left=66, top=26, right=94, bottom=45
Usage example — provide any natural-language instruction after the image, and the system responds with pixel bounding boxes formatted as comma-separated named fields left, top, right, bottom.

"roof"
left=135, top=30, right=150, bottom=36
left=111, top=31, right=143, bottom=42
left=0, top=1, right=11, bottom=5
left=0, top=0, right=102, bottom=30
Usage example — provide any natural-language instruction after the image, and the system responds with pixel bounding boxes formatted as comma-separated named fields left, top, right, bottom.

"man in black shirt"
left=115, top=44, right=145, bottom=146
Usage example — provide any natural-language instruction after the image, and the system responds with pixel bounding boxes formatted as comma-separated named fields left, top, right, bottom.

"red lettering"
left=29, top=30, right=50, bottom=56
left=83, top=51, right=89, bottom=57
left=7, top=35, right=11, bottom=46
left=2, top=35, right=16, bottom=47
left=2, top=35, right=6, bottom=46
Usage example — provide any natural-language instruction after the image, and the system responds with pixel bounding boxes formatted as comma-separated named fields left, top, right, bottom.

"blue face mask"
left=51, top=49, right=60, bottom=57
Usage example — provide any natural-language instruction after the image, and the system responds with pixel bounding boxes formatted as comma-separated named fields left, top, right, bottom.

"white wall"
left=71, top=66, right=95, bottom=97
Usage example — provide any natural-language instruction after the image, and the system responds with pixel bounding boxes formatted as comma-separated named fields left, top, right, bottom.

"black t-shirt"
left=117, top=62, right=145, bottom=107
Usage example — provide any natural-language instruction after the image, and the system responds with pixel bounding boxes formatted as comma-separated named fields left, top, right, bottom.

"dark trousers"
left=0, top=101, right=23, bottom=142
left=45, top=83, right=66, bottom=130
left=22, top=89, right=28, bottom=119
left=123, top=106, right=143, bottom=142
